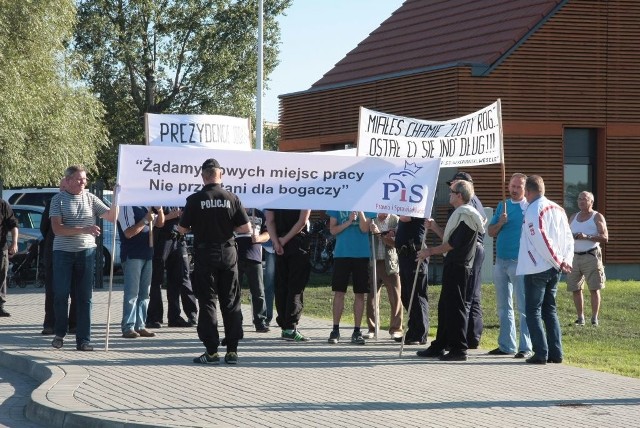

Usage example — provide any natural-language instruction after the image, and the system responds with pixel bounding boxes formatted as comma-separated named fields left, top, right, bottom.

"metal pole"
left=105, top=194, right=120, bottom=352
left=256, top=0, right=264, bottom=150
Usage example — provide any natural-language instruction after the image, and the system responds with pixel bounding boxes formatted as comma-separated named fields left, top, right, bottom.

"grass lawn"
left=277, top=274, right=640, bottom=379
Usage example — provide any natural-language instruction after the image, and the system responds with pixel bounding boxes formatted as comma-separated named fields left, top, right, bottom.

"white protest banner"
left=117, top=145, right=441, bottom=218
left=357, top=100, right=502, bottom=167
left=145, top=113, right=251, bottom=150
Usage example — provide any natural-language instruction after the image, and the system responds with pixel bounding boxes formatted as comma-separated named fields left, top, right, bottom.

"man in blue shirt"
left=326, top=211, right=376, bottom=345
left=118, top=206, right=164, bottom=338
left=487, top=173, right=532, bottom=358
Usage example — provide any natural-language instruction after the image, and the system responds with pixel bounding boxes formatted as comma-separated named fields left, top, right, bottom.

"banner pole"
left=497, top=99, right=507, bottom=209
left=105, top=199, right=119, bottom=352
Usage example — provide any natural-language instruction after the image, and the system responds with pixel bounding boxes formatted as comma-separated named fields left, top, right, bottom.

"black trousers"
left=465, top=244, right=485, bottom=347
left=398, top=254, right=429, bottom=343
left=431, top=263, right=470, bottom=353
left=274, top=241, right=310, bottom=331
left=148, top=237, right=197, bottom=324
left=193, top=246, right=243, bottom=354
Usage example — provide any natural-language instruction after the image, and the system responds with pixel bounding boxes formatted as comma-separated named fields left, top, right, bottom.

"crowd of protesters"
left=1, top=161, right=606, bottom=367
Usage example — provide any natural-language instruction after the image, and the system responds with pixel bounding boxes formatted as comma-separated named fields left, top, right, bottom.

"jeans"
left=238, top=259, right=267, bottom=327
left=263, top=250, right=276, bottom=325
left=53, top=248, right=95, bottom=346
left=494, top=258, right=531, bottom=353
left=524, top=267, right=563, bottom=361
left=121, top=258, right=152, bottom=333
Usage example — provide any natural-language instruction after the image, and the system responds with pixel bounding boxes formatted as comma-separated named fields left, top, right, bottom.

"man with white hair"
left=566, top=191, right=608, bottom=326
left=416, top=180, right=486, bottom=361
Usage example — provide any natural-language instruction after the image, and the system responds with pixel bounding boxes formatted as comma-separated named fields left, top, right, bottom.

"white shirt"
left=516, top=195, right=574, bottom=275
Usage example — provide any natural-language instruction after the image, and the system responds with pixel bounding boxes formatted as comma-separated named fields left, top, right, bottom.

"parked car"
left=7, top=230, right=44, bottom=288
left=10, top=204, right=121, bottom=274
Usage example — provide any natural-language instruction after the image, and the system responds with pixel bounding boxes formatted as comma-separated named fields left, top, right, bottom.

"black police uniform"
left=148, top=208, right=198, bottom=327
left=179, top=183, right=249, bottom=354
left=394, top=217, right=429, bottom=344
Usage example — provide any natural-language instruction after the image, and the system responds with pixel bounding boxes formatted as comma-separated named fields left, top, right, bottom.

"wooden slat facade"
left=279, top=0, right=640, bottom=267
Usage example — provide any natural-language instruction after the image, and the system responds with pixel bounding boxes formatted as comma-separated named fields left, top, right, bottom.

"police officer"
left=177, top=158, right=251, bottom=365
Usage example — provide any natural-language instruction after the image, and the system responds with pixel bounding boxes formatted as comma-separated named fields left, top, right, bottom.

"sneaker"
left=328, top=330, right=340, bottom=344
left=282, top=329, right=310, bottom=342
left=224, top=352, right=239, bottom=365
left=514, top=351, right=533, bottom=359
left=351, top=330, right=366, bottom=345
left=136, top=329, right=156, bottom=337
left=574, top=317, right=585, bottom=326
left=193, top=352, right=219, bottom=364
left=363, top=330, right=375, bottom=339
left=591, top=317, right=599, bottom=326
left=122, top=330, right=139, bottom=338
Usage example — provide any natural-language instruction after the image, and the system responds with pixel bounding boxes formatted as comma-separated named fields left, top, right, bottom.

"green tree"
left=0, top=0, right=108, bottom=187
left=74, top=0, right=291, bottom=183
left=263, top=124, right=280, bottom=151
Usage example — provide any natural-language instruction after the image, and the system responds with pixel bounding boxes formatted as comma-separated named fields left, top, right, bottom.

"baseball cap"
left=201, top=158, right=221, bottom=170
left=446, top=172, right=473, bottom=185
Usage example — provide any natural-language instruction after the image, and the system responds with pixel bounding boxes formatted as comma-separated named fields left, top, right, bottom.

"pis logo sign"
left=382, top=161, right=425, bottom=202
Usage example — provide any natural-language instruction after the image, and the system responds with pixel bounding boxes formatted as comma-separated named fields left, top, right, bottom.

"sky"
left=262, top=0, right=404, bottom=123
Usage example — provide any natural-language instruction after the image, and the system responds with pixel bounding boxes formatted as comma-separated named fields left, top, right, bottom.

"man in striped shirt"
left=50, top=165, right=116, bottom=351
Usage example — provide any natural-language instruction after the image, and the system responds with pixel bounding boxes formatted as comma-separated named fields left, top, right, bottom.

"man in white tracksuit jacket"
left=516, top=175, right=573, bottom=365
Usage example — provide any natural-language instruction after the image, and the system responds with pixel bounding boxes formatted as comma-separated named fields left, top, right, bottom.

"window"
left=564, top=128, right=597, bottom=216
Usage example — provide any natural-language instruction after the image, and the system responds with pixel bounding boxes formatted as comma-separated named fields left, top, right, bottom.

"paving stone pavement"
left=0, top=285, right=639, bottom=428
